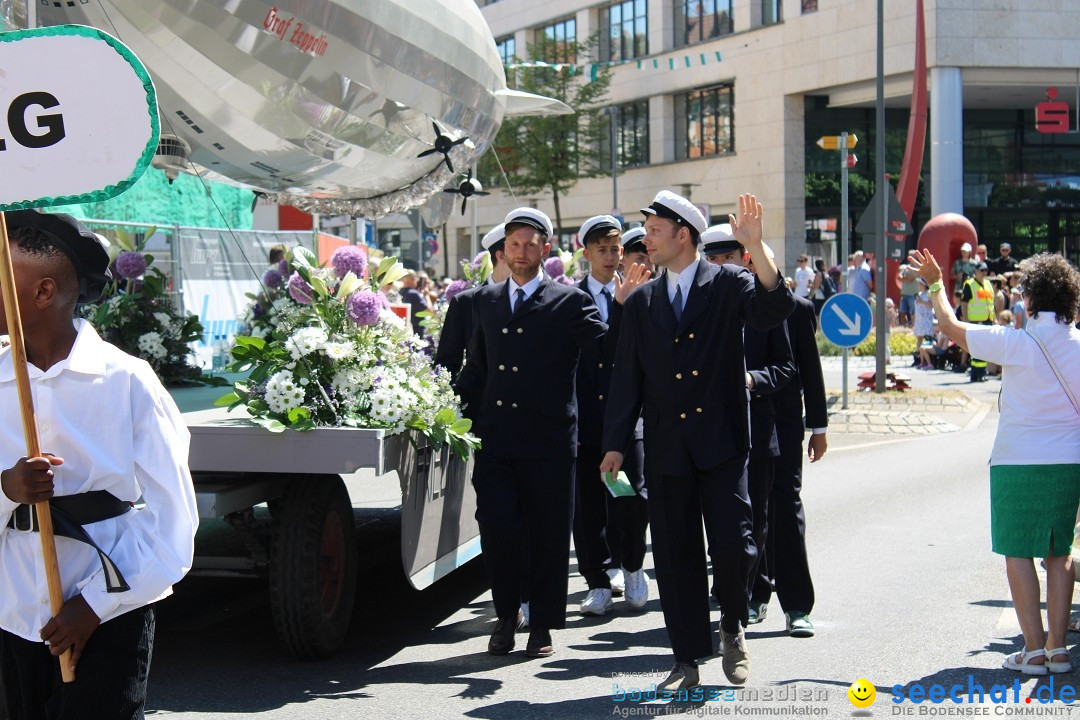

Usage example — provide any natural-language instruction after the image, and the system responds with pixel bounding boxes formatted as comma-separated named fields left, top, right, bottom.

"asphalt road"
left=141, top=366, right=1075, bottom=719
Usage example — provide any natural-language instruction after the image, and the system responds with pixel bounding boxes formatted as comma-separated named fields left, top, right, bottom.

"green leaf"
left=292, top=246, right=317, bottom=269
left=234, top=335, right=266, bottom=350
left=435, top=408, right=457, bottom=425
left=287, top=406, right=311, bottom=422
left=253, top=417, right=287, bottom=432
left=214, top=392, right=241, bottom=407
left=450, top=418, right=473, bottom=434
left=309, top=273, right=330, bottom=299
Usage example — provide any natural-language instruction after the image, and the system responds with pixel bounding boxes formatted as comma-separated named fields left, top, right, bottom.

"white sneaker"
left=519, top=602, right=530, bottom=630
left=580, top=588, right=614, bottom=616
left=623, top=568, right=649, bottom=609
left=607, top=568, right=625, bottom=596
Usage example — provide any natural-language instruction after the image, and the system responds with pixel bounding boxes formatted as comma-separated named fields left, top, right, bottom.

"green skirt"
left=990, top=464, right=1080, bottom=557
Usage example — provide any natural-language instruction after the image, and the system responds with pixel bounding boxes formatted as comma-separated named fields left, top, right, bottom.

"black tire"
left=269, top=475, right=357, bottom=660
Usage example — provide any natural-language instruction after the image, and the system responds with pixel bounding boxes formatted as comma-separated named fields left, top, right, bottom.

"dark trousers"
left=573, top=440, right=649, bottom=589
left=751, top=443, right=815, bottom=613
left=745, top=453, right=775, bottom=603
left=649, top=454, right=754, bottom=662
left=1, top=605, right=154, bottom=720
left=473, top=453, right=574, bottom=630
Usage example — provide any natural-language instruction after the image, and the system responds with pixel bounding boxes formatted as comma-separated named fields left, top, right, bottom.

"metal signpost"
left=816, top=132, right=858, bottom=404
left=820, top=293, right=873, bottom=409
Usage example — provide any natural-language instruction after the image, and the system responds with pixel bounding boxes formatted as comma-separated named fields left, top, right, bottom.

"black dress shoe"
left=524, top=628, right=554, bottom=657
left=488, top=616, right=516, bottom=655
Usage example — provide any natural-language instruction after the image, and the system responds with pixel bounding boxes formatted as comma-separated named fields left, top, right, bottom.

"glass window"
left=600, top=100, right=651, bottom=169
left=536, top=17, right=577, bottom=64
left=762, top=0, right=781, bottom=25
left=600, top=0, right=649, bottom=63
left=675, top=0, right=732, bottom=48
left=802, top=0, right=818, bottom=13
left=678, top=84, right=734, bottom=159
left=496, top=36, right=516, bottom=66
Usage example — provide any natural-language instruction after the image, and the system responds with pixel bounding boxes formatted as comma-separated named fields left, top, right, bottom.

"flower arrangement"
left=237, top=255, right=296, bottom=341
left=544, top=247, right=584, bottom=285
left=218, top=246, right=480, bottom=459
left=416, top=251, right=493, bottom=341
left=83, top=227, right=221, bottom=386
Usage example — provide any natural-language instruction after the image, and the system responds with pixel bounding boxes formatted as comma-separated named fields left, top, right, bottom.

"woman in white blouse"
left=908, top=249, right=1080, bottom=676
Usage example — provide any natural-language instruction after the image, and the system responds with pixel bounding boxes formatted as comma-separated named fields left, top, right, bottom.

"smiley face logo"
left=848, top=678, right=876, bottom=708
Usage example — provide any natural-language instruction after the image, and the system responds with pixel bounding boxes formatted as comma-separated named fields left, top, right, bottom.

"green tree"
left=479, top=37, right=612, bottom=241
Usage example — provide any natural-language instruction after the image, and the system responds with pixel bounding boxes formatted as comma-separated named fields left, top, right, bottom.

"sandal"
left=1069, top=618, right=1080, bottom=633
left=1002, top=648, right=1048, bottom=675
left=1045, top=647, right=1072, bottom=674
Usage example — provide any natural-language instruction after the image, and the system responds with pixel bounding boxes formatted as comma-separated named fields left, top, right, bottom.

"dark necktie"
left=672, top=285, right=683, bottom=323
left=514, top=288, right=525, bottom=313
left=600, top=288, right=612, bottom=321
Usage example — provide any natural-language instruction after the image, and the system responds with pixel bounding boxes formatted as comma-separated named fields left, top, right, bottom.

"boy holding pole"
left=0, top=209, right=198, bottom=719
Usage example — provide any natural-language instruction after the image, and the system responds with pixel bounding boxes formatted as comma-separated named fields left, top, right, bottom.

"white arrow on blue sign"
left=820, top=292, right=873, bottom=348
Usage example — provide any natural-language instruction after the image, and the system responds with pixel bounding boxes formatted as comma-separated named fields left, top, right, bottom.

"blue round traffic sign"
left=820, top=292, right=873, bottom=348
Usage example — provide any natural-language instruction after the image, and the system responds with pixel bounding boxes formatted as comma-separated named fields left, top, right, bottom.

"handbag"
left=1026, top=328, right=1080, bottom=416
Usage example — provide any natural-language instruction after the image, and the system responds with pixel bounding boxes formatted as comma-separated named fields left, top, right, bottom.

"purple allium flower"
left=346, top=289, right=382, bottom=326
left=444, top=279, right=470, bottom=302
left=470, top=251, right=487, bottom=269
left=252, top=303, right=264, bottom=318
left=378, top=290, right=390, bottom=309
left=544, top=256, right=565, bottom=278
left=287, top=272, right=314, bottom=305
left=556, top=274, right=575, bottom=286
left=330, top=246, right=368, bottom=279
left=262, top=268, right=283, bottom=289
left=115, top=251, right=147, bottom=279
left=278, top=258, right=289, bottom=274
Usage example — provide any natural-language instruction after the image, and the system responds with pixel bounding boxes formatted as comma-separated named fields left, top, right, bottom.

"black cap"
left=7, top=210, right=111, bottom=304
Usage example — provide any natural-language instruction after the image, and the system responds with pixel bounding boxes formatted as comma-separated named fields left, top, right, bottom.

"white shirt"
left=587, top=275, right=616, bottom=323
left=966, top=312, right=1080, bottom=466
left=794, top=266, right=814, bottom=298
left=666, top=258, right=700, bottom=311
left=0, top=320, right=198, bottom=640
left=508, top=272, right=542, bottom=312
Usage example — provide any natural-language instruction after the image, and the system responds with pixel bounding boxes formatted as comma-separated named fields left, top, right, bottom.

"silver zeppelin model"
left=30, top=0, right=567, bottom=216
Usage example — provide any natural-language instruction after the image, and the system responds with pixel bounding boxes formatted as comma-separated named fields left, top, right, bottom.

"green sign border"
left=0, top=24, right=160, bottom=211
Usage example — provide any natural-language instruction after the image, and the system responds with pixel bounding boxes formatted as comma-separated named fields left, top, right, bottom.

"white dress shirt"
left=508, top=272, right=543, bottom=312
left=666, top=258, right=700, bottom=310
left=586, top=275, right=617, bottom=323
left=0, top=320, right=198, bottom=640
left=966, top=312, right=1080, bottom=466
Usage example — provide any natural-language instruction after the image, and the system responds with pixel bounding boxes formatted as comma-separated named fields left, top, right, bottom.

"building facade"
left=442, top=0, right=1080, bottom=277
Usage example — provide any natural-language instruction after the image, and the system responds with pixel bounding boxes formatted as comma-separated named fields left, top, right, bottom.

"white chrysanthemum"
left=285, top=327, right=328, bottom=360
left=264, top=370, right=305, bottom=414
left=153, top=312, right=172, bottom=328
left=323, top=341, right=354, bottom=361
left=136, top=332, right=168, bottom=360
left=331, top=368, right=365, bottom=397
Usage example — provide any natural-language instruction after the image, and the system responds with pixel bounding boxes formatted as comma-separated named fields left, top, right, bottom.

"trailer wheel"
left=269, top=474, right=357, bottom=660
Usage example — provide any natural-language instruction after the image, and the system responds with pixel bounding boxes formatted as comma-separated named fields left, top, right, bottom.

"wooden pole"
left=0, top=212, right=75, bottom=682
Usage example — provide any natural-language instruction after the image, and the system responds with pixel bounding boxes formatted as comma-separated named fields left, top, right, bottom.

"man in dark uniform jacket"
left=459, top=207, right=647, bottom=658
left=701, top=230, right=794, bottom=626
left=433, top=224, right=509, bottom=381
left=601, top=192, right=794, bottom=690
left=750, top=292, right=828, bottom=638
left=573, top=216, right=651, bottom=618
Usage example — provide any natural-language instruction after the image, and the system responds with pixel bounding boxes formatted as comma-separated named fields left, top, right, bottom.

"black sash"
left=6, top=491, right=132, bottom=593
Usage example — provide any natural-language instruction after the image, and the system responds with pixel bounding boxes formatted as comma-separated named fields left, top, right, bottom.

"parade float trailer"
left=174, top=389, right=479, bottom=660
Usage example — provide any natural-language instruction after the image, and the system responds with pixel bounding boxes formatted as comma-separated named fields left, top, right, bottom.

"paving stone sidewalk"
left=825, top=388, right=983, bottom=436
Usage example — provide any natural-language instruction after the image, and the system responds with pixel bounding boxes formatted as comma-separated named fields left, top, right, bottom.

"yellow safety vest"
left=964, top=277, right=994, bottom=322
